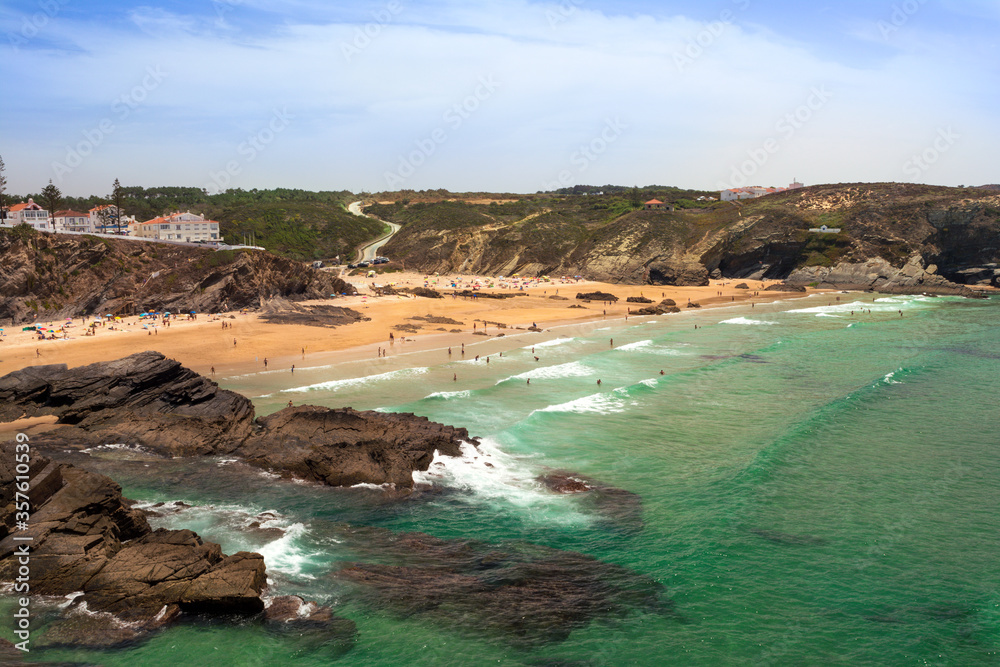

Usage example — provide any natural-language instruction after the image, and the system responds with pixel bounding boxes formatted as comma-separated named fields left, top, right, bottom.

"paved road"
left=348, top=201, right=401, bottom=263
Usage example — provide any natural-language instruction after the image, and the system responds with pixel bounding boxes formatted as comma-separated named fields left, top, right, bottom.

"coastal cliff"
left=373, top=184, right=1000, bottom=294
left=0, top=228, right=356, bottom=325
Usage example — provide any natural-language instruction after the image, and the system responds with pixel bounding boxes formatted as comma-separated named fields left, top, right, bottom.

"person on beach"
left=233, top=338, right=237, bottom=347
left=534, top=356, right=539, bottom=361
left=660, top=370, right=664, bottom=375
left=211, top=366, right=215, bottom=376
left=291, top=365, right=295, bottom=373
left=526, top=378, right=530, bottom=385
left=264, top=358, right=268, bottom=369
left=610, top=338, right=614, bottom=347
left=453, top=373, right=457, bottom=382
left=287, top=400, right=293, bottom=408
left=448, top=347, right=452, bottom=356
left=597, top=379, right=602, bottom=386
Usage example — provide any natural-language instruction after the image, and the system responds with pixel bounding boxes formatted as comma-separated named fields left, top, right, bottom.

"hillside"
left=372, top=184, right=1000, bottom=293
left=0, top=227, right=355, bottom=325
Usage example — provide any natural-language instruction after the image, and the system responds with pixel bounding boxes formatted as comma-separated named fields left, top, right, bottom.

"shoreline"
left=0, top=273, right=825, bottom=378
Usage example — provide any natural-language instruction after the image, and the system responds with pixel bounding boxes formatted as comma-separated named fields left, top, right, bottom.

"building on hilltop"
left=133, top=211, right=222, bottom=243
left=54, top=210, right=91, bottom=233
left=644, top=199, right=676, bottom=211
left=89, top=204, right=136, bottom=234
left=721, top=179, right=804, bottom=202
left=3, top=199, right=50, bottom=230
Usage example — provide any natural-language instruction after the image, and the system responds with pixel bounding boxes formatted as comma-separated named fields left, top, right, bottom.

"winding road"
left=348, top=201, right=401, bottom=263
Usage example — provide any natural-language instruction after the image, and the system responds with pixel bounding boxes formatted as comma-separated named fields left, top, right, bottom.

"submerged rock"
left=335, top=530, right=670, bottom=646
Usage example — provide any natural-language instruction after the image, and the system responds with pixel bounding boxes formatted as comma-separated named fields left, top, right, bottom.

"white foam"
left=882, top=369, right=903, bottom=385
left=425, top=389, right=472, bottom=400
left=537, top=392, right=628, bottom=415
left=273, top=366, right=428, bottom=395
left=530, top=337, right=577, bottom=349
left=257, top=522, right=321, bottom=579
left=721, top=317, right=775, bottom=325
left=412, top=440, right=589, bottom=526
left=350, top=482, right=396, bottom=490
left=615, top=340, right=685, bottom=355
left=789, top=298, right=927, bottom=316
left=499, top=361, right=593, bottom=383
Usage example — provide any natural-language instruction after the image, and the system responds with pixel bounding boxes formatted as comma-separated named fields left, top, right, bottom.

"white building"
left=133, top=211, right=222, bottom=243
left=721, top=179, right=805, bottom=202
left=89, top=204, right=136, bottom=234
left=54, top=210, right=91, bottom=232
left=3, top=199, right=50, bottom=230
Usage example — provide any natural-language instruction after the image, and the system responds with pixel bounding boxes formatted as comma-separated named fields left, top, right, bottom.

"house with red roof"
left=644, top=199, right=675, bottom=211
left=54, top=210, right=91, bottom=233
left=2, top=199, right=50, bottom=230
left=133, top=211, right=222, bottom=243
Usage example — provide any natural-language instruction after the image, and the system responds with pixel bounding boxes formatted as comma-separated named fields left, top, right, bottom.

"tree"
left=629, top=186, right=642, bottom=209
left=40, top=180, right=62, bottom=231
left=110, top=178, right=125, bottom=234
left=0, top=154, right=6, bottom=220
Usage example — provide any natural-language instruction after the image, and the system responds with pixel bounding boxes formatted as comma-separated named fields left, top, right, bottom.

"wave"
left=257, top=522, right=321, bottom=579
left=616, top=340, right=687, bottom=355
left=498, top=361, right=593, bottom=383
left=412, top=440, right=589, bottom=526
left=271, top=366, right=429, bottom=395
left=537, top=392, right=628, bottom=415
left=424, top=389, right=472, bottom=400
left=721, top=317, right=775, bottom=326
left=789, top=297, right=932, bottom=316
left=529, top=337, right=578, bottom=349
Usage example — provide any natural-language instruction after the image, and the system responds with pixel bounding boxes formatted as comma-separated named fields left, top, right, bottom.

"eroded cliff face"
left=0, top=229, right=355, bottom=325
left=376, top=184, right=1000, bottom=292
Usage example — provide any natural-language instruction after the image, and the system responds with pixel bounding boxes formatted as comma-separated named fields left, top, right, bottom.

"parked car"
left=358, top=261, right=371, bottom=268
left=347, top=263, right=357, bottom=269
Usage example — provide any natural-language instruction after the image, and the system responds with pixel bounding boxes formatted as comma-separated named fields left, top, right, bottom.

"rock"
left=548, top=295, right=568, bottom=300
left=764, top=283, right=807, bottom=292
left=710, top=268, right=723, bottom=280
left=538, top=471, right=644, bottom=533
left=239, top=406, right=477, bottom=487
left=785, top=257, right=975, bottom=296
left=626, top=296, right=653, bottom=304
left=647, top=260, right=709, bottom=287
left=632, top=299, right=682, bottom=315
left=735, top=283, right=750, bottom=289
left=576, top=291, right=618, bottom=302
left=406, top=287, right=443, bottom=299
left=568, top=304, right=587, bottom=309
left=686, top=302, right=701, bottom=308
left=538, top=473, right=592, bottom=494
left=265, top=595, right=356, bottom=635
left=259, top=300, right=366, bottom=328
left=335, top=530, right=668, bottom=647
left=0, top=352, right=480, bottom=489
left=0, top=351, right=256, bottom=455
left=0, top=442, right=266, bottom=648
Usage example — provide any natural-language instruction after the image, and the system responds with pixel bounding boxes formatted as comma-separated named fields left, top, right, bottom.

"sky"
left=1, top=0, right=997, bottom=197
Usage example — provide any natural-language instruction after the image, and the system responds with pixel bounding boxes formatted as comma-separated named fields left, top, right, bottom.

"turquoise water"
left=9, top=293, right=1000, bottom=665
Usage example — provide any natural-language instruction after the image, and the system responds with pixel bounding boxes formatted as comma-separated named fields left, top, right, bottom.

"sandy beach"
left=0, top=271, right=821, bottom=377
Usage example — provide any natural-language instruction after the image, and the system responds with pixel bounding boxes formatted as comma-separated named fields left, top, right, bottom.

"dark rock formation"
left=764, top=283, right=807, bottom=292
left=0, top=442, right=266, bottom=648
left=632, top=299, right=681, bottom=316
left=259, top=299, right=367, bottom=328
left=576, top=291, right=618, bottom=301
left=0, top=352, right=477, bottom=488
left=784, top=256, right=976, bottom=295
left=686, top=301, right=701, bottom=308
left=548, top=295, right=568, bottom=300
left=735, top=283, right=750, bottom=289
left=405, top=286, right=444, bottom=299
left=241, top=406, right=475, bottom=487
left=648, top=260, right=709, bottom=286
left=537, top=471, right=644, bottom=533
left=626, top=296, right=653, bottom=303
left=451, top=289, right=519, bottom=299
left=335, top=530, right=668, bottom=646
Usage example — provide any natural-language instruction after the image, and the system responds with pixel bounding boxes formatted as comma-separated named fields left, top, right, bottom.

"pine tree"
left=40, top=179, right=62, bottom=231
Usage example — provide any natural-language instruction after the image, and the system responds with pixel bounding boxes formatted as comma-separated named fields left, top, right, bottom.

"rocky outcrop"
left=648, top=259, right=710, bottom=286
left=0, top=442, right=266, bottom=647
left=764, top=283, right=807, bottom=293
left=785, top=255, right=976, bottom=295
left=576, top=291, right=619, bottom=301
left=632, top=299, right=681, bottom=316
left=0, top=351, right=477, bottom=488
left=240, top=406, right=476, bottom=487
left=258, top=298, right=367, bottom=328
left=626, top=296, right=653, bottom=303
left=0, top=229, right=356, bottom=325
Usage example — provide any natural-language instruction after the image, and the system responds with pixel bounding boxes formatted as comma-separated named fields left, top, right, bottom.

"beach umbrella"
left=190, top=311, right=196, bottom=314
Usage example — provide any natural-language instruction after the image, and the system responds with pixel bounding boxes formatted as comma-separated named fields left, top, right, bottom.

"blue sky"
left=1, top=0, right=997, bottom=197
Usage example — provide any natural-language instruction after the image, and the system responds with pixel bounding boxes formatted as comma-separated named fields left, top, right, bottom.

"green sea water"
left=8, top=293, right=1000, bottom=666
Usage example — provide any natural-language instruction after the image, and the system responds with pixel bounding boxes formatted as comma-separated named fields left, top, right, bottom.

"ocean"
left=14, top=293, right=1000, bottom=666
